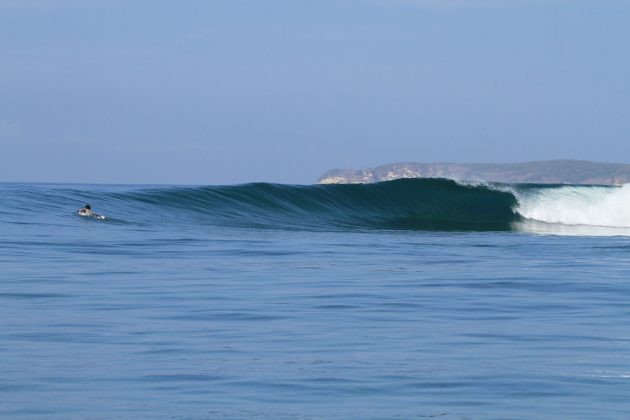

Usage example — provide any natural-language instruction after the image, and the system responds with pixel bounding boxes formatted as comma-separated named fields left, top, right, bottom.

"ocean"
left=2, top=178, right=630, bottom=419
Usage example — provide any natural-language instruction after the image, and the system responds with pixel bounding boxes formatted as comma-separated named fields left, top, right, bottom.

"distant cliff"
left=317, top=160, right=630, bottom=185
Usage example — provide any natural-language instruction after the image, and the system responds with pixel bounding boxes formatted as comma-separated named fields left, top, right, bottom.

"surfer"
left=78, top=204, right=94, bottom=217
left=77, top=204, right=106, bottom=219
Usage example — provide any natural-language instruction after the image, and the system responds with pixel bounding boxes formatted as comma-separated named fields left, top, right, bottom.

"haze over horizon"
left=2, top=0, right=629, bottom=185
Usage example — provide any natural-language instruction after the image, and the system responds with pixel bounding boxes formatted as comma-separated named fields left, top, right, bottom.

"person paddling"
left=77, top=204, right=106, bottom=219
left=78, top=204, right=94, bottom=216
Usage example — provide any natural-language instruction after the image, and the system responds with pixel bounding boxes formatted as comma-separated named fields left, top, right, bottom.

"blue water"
left=2, top=182, right=630, bottom=419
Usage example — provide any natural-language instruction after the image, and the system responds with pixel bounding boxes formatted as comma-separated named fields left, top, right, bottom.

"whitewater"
left=2, top=179, right=630, bottom=418
left=515, top=183, right=630, bottom=229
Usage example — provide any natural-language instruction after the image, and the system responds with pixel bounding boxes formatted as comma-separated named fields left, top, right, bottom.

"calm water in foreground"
left=2, top=183, right=630, bottom=419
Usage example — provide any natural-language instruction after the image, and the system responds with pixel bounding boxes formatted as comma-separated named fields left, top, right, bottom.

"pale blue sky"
left=1, top=0, right=629, bottom=184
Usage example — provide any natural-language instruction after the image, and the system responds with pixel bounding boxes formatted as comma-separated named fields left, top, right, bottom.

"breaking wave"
left=7, top=178, right=630, bottom=234
left=515, top=184, right=630, bottom=228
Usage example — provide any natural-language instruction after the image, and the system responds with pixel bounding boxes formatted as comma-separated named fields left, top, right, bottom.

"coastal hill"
left=317, top=160, right=630, bottom=185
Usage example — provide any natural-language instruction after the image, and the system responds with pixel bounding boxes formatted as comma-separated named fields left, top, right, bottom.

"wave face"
left=6, top=178, right=630, bottom=234
left=117, top=178, right=520, bottom=231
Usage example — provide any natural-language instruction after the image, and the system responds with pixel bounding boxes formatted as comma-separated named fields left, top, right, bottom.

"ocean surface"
left=2, top=179, right=630, bottom=419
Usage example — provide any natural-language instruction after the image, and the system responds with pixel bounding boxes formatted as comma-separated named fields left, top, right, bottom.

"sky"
left=1, top=0, right=629, bottom=185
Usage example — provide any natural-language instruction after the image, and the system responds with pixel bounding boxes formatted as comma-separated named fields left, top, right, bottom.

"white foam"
left=515, top=184, right=630, bottom=228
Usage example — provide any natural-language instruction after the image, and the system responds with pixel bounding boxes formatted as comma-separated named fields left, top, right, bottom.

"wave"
left=117, top=178, right=520, bottom=231
left=6, top=178, right=630, bottom=234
